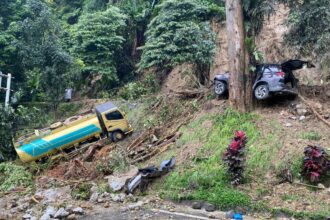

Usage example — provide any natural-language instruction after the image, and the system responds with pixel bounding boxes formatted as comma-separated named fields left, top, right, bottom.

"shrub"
left=223, top=131, right=247, bottom=185
left=96, top=149, right=129, bottom=175
left=302, top=145, right=330, bottom=182
left=71, top=182, right=93, bottom=200
left=118, top=74, right=160, bottom=100
left=0, top=163, right=34, bottom=192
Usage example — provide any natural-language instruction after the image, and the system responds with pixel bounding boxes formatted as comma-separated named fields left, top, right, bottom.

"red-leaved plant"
left=302, top=145, right=330, bottom=182
left=223, top=131, right=247, bottom=185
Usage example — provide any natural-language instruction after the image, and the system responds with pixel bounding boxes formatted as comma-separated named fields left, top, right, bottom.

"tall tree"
left=18, top=0, right=76, bottom=105
left=73, top=6, right=127, bottom=93
left=226, top=0, right=251, bottom=112
left=138, top=0, right=220, bottom=84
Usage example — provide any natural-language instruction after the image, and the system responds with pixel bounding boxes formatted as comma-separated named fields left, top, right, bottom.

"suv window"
left=105, top=111, right=123, bottom=120
left=262, top=65, right=281, bottom=75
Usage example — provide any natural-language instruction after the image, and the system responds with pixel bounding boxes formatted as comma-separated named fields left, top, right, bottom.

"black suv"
left=214, top=59, right=315, bottom=100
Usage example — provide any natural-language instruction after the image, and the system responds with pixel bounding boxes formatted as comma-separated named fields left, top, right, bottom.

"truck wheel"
left=50, top=122, right=63, bottom=130
left=111, top=131, right=124, bottom=142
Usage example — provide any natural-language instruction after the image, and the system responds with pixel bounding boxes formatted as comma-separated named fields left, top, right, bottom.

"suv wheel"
left=214, top=81, right=226, bottom=95
left=254, top=84, right=269, bottom=100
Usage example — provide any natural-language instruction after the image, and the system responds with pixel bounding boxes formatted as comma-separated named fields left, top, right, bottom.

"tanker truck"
left=14, top=101, right=133, bottom=163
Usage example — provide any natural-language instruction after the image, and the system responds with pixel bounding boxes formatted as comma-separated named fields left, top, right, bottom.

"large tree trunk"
left=225, top=0, right=252, bottom=112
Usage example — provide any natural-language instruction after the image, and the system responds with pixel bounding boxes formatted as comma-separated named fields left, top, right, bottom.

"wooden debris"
left=131, top=132, right=182, bottom=164
left=173, top=89, right=208, bottom=98
left=299, top=95, right=330, bottom=127
left=31, top=196, right=40, bottom=204
left=82, top=139, right=106, bottom=161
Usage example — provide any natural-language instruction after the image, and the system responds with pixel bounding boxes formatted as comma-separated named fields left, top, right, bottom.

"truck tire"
left=64, top=115, right=83, bottom=125
left=50, top=122, right=63, bottom=130
left=111, top=131, right=124, bottom=142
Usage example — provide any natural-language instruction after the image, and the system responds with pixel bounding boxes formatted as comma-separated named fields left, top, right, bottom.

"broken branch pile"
left=128, top=131, right=181, bottom=164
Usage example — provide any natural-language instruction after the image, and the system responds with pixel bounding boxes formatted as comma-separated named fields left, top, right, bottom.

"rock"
left=97, top=198, right=104, bottom=203
left=191, top=201, right=202, bottom=209
left=89, top=192, right=99, bottom=203
left=296, top=108, right=308, bottom=116
left=107, top=166, right=138, bottom=192
left=34, top=186, right=71, bottom=205
left=40, top=206, right=57, bottom=220
left=65, top=205, right=74, bottom=213
left=151, top=134, right=159, bottom=143
left=22, top=213, right=32, bottom=219
left=67, top=214, right=77, bottom=220
left=126, top=194, right=138, bottom=203
left=299, top=116, right=306, bottom=121
left=17, top=203, right=29, bottom=212
left=39, top=214, right=51, bottom=220
left=30, top=217, right=37, bottom=220
left=72, top=207, right=84, bottom=215
left=54, top=208, right=70, bottom=219
left=289, top=116, right=297, bottom=120
left=102, top=192, right=110, bottom=198
left=226, top=210, right=235, bottom=219
left=90, top=184, right=98, bottom=194
left=317, top=183, right=326, bottom=189
left=326, top=90, right=330, bottom=98
left=285, top=123, right=292, bottom=127
left=111, top=193, right=126, bottom=203
left=204, top=203, right=216, bottom=212
left=208, top=214, right=216, bottom=219
left=104, top=202, right=110, bottom=208
left=128, top=201, right=144, bottom=210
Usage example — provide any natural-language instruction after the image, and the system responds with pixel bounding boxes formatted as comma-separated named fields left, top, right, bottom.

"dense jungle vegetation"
left=0, top=0, right=329, bottom=160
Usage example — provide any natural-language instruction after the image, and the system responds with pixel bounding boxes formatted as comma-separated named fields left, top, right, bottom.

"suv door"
left=281, top=59, right=315, bottom=71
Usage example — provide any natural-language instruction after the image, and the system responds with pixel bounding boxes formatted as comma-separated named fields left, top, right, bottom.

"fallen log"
left=173, top=89, right=208, bottom=98
left=299, top=95, right=330, bottom=127
left=127, top=131, right=151, bottom=151
left=131, top=132, right=181, bottom=164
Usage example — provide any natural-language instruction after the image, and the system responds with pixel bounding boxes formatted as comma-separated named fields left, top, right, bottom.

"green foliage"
left=0, top=162, right=34, bottom=192
left=0, top=104, right=45, bottom=160
left=242, top=0, right=276, bottom=34
left=17, top=0, right=78, bottom=104
left=56, top=102, right=83, bottom=120
left=71, top=182, right=93, bottom=200
left=300, top=130, right=322, bottom=141
left=163, top=109, right=259, bottom=209
left=118, top=82, right=148, bottom=100
left=73, top=6, right=127, bottom=90
left=283, top=0, right=330, bottom=66
left=0, top=106, right=18, bottom=160
left=118, top=74, right=160, bottom=100
left=96, top=149, right=130, bottom=175
left=138, top=0, right=219, bottom=72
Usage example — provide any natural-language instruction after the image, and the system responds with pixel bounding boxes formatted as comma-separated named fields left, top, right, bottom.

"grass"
left=300, top=130, right=322, bottom=141
left=161, top=109, right=260, bottom=209
left=159, top=108, right=330, bottom=218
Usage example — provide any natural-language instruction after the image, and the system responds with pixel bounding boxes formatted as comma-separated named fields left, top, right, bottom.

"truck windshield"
left=105, top=111, right=124, bottom=120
